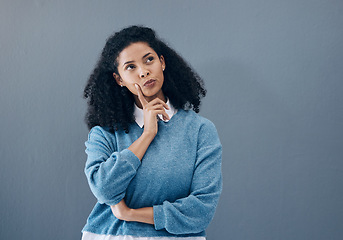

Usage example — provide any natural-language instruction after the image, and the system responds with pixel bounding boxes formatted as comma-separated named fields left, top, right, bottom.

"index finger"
left=135, top=84, right=148, bottom=107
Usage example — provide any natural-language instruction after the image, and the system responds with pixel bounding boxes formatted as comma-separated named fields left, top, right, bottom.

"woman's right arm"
left=85, top=84, right=169, bottom=205
left=85, top=127, right=142, bottom=206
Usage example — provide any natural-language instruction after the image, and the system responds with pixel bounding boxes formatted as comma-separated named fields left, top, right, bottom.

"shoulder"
left=179, top=111, right=222, bottom=165
left=177, top=109, right=220, bottom=144
left=85, top=126, right=122, bottom=154
left=86, top=125, right=136, bottom=146
left=179, top=109, right=219, bottom=133
left=197, top=114, right=220, bottom=146
left=87, top=126, right=113, bottom=140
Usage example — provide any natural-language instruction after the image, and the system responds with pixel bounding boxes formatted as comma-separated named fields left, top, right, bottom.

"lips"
left=143, top=79, right=156, bottom=86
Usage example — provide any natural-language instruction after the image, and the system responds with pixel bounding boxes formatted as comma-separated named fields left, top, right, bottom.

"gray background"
left=1, top=0, right=342, bottom=239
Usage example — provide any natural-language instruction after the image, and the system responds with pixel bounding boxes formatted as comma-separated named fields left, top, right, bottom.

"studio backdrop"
left=1, top=0, right=342, bottom=240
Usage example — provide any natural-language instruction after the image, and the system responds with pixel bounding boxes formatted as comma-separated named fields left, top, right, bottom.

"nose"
left=140, top=68, right=150, bottom=78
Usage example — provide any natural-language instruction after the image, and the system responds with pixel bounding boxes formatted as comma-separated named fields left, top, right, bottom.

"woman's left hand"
left=110, top=199, right=132, bottom=221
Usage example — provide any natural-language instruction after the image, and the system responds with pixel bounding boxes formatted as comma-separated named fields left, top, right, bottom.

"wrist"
left=141, top=131, right=156, bottom=141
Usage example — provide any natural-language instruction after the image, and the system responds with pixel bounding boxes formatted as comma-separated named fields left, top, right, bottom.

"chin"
left=143, top=87, right=163, bottom=98
left=143, top=91, right=160, bottom=97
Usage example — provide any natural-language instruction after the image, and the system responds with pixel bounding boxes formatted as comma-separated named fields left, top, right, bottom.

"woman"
left=82, top=25, right=222, bottom=240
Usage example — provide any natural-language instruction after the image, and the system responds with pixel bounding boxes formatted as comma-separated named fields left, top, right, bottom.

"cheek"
left=123, top=81, right=140, bottom=96
left=120, top=74, right=137, bottom=88
left=154, top=66, right=164, bottom=78
left=159, top=70, right=165, bottom=82
left=125, top=84, right=138, bottom=95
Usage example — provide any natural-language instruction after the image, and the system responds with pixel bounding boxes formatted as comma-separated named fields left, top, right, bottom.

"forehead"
left=117, top=42, right=157, bottom=63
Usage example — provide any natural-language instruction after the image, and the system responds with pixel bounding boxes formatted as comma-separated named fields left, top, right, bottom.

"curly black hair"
left=83, top=25, right=207, bottom=133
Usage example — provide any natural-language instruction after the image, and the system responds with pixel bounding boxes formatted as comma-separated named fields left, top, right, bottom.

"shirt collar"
left=133, top=98, right=177, bottom=128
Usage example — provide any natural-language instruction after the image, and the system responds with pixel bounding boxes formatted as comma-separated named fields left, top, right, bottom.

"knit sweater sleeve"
left=153, top=120, right=223, bottom=234
left=84, top=126, right=141, bottom=206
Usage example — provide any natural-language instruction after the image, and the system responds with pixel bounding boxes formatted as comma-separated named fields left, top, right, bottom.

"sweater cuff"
left=118, top=149, right=141, bottom=171
left=153, top=204, right=165, bottom=230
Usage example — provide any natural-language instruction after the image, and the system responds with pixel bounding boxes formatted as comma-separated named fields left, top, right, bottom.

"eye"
left=126, top=64, right=135, bottom=70
left=146, top=56, right=154, bottom=63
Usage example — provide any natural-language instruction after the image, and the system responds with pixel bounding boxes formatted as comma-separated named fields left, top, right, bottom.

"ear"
left=160, top=55, right=166, bottom=70
left=113, top=72, right=123, bottom=86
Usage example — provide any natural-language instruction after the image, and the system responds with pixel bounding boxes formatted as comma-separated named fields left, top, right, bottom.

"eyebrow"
left=123, top=52, right=152, bottom=66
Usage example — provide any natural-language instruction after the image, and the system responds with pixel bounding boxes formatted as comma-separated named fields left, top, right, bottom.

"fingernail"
left=135, top=84, right=138, bottom=88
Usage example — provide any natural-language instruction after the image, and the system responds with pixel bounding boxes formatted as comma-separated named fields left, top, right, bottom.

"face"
left=113, top=42, right=166, bottom=103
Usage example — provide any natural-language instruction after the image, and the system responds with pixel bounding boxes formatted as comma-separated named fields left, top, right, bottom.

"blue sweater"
left=82, top=109, right=222, bottom=238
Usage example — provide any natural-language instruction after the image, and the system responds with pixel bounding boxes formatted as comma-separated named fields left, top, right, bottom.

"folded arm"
left=112, top=121, right=223, bottom=235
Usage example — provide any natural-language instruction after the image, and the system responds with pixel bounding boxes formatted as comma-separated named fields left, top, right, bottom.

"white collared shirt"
left=133, top=98, right=177, bottom=128
left=82, top=231, right=205, bottom=240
